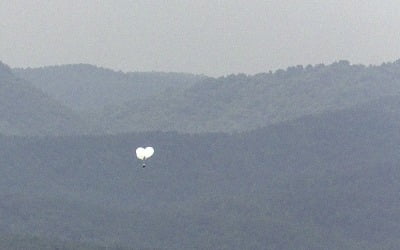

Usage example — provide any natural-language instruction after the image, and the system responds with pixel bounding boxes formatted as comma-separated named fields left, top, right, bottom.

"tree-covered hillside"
left=0, top=61, right=88, bottom=136
left=104, top=60, right=400, bottom=133
left=10, top=60, right=400, bottom=135
left=13, top=64, right=205, bottom=113
left=1, top=97, right=400, bottom=249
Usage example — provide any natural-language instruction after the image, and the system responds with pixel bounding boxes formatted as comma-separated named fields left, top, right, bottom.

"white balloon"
left=136, top=146, right=154, bottom=160
left=136, top=147, right=146, bottom=160
left=144, top=147, right=154, bottom=159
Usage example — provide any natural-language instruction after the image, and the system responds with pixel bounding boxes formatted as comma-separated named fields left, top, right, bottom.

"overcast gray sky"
left=1, top=0, right=400, bottom=76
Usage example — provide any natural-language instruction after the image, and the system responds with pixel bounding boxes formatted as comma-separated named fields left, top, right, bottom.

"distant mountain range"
left=101, top=60, right=400, bottom=133
left=8, top=60, right=400, bottom=135
left=13, top=64, right=205, bottom=113
left=2, top=59, right=400, bottom=248
left=0, top=62, right=87, bottom=136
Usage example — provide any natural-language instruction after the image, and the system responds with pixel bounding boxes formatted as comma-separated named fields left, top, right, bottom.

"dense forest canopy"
left=10, top=59, right=400, bottom=135
left=1, top=59, right=400, bottom=248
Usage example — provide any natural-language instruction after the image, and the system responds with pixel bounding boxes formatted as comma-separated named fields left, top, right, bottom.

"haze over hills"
left=12, top=60, right=400, bottom=135
left=0, top=58, right=400, bottom=250
left=1, top=97, right=400, bottom=249
left=0, top=61, right=87, bottom=136
left=104, top=60, right=400, bottom=133
left=3, top=0, right=400, bottom=248
left=3, top=59, right=400, bottom=248
left=13, top=65, right=205, bottom=113
left=4, top=1, right=400, bottom=249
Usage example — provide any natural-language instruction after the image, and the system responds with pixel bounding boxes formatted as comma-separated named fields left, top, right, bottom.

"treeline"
left=1, top=97, right=400, bottom=248
left=2, top=59, right=400, bottom=136
left=13, top=60, right=400, bottom=134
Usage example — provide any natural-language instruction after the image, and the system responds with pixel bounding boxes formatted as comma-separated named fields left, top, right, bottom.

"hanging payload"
left=136, top=146, right=154, bottom=168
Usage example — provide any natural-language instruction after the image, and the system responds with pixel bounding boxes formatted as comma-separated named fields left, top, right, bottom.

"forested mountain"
left=13, top=65, right=204, bottom=113
left=104, top=60, right=400, bottom=133
left=1, top=97, right=400, bottom=249
left=12, top=60, right=400, bottom=135
left=4, top=59, right=400, bottom=247
left=0, top=62, right=87, bottom=136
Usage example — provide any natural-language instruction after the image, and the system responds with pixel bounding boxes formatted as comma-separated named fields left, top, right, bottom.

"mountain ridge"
left=0, top=62, right=88, bottom=135
left=13, top=64, right=205, bottom=113
left=1, top=96, right=400, bottom=248
left=7, top=59, right=400, bottom=135
left=102, top=60, right=400, bottom=133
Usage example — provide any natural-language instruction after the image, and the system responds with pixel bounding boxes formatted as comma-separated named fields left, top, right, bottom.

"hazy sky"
left=1, top=0, right=400, bottom=76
